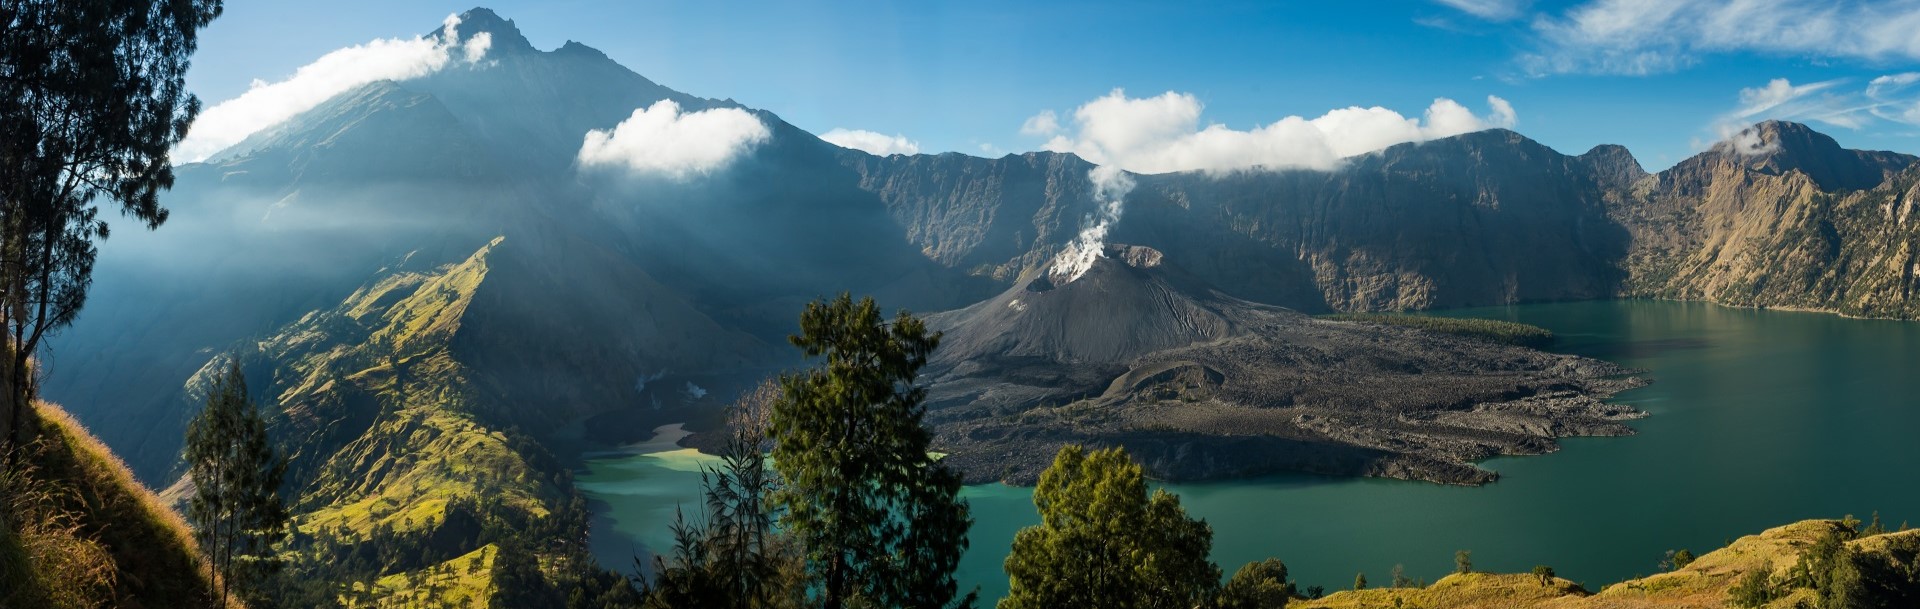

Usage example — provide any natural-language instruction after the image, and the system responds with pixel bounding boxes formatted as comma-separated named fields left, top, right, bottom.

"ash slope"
left=924, top=245, right=1644, bottom=485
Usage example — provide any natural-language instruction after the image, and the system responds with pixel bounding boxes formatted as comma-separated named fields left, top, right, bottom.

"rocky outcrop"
left=1617, top=121, right=1920, bottom=318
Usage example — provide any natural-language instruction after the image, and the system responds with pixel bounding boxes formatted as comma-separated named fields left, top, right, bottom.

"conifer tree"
left=184, top=360, right=287, bottom=606
left=769, top=294, right=974, bottom=609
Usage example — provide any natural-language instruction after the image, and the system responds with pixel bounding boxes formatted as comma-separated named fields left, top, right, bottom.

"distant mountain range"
left=31, top=8, right=1920, bottom=599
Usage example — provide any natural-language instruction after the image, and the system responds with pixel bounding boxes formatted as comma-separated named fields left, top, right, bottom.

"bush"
left=1219, top=558, right=1293, bottom=609
left=1728, top=565, right=1779, bottom=608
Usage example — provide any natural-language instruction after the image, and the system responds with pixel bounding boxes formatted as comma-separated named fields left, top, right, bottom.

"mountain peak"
left=447, top=7, right=533, bottom=54
left=1578, top=143, right=1647, bottom=189
left=1710, top=120, right=1915, bottom=191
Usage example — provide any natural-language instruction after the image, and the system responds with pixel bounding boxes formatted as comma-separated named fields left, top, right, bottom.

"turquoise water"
left=577, top=300, right=1920, bottom=599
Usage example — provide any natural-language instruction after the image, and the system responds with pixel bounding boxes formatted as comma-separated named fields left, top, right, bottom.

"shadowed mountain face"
left=924, top=245, right=1643, bottom=485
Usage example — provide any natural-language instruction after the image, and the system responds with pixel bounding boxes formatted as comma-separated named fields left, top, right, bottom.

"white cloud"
left=1524, top=0, right=1920, bottom=76
left=1020, top=110, right=1062, bottom=136
left=1434, top=0, right=1530, bottom=20
left=176, top=14, right=492, bottom=162
left=819, top=128, right=921, bottom=156
left=1032, top=89, right=1519, bottom=174
left=1707, top=76, right=1920, bottom=146
left=1703, top=74, right=1920, bottom=154
left=577, top=100, right=771, bottom=179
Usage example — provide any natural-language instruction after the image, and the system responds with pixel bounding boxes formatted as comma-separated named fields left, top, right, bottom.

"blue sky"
left=186, top=1, right=1920, bottom=171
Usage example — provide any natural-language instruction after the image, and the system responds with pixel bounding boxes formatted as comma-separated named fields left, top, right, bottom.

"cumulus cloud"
left=1020, top=110, right=1062, bottom=136
left=577, top=100, right=770, bottom=179
left=819, top=128, right=921, bottom=156
left=176, top=14, right=492, bottom=162
left=1433, top=0, right=1530, bottom=20
left=1031, top=89, right=1519, bottom=174
left=1524, top=0, right=1920, bottom=76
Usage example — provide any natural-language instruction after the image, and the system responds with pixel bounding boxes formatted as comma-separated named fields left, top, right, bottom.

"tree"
left=642, top=380, right=802, bottom=609
left=1219, top=558, right=1292, bottom=609
left=490, top=542, right=559, bottom=609
left=1353, top=573, right=1367, bottom=591
left=1000, top=445, right=1218, bottom=609
left=769, top=294, right=973, bottom=609
left=184, top=361, right=288, bottom=607
left=1865, top=512, right=1887, bottom=536
left=1391, top=564, right=1413, bottom=588
left=1662, top=549, right=1696, bottom=571
left=1531, top=565, right=1555, bottom=587
left=1728, top=565, right=1778, bottom=608
left=1454, top=550, right=1472, bottom=574
left=0, top=0, right=223, bottom=466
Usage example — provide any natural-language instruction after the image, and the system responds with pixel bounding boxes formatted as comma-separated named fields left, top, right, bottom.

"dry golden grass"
left=0, top=400, right=245, bottom=609
left=1293, top=520, right=1917, bottom=609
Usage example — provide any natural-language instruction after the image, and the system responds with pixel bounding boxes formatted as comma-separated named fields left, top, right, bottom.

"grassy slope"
left=203, top=236, right=570, bottom=605
left=341, top=544, right=499, bottom=609
left=1296, top=520, right=1919, bottom=609
left=1, top=402, right=238, bottom=609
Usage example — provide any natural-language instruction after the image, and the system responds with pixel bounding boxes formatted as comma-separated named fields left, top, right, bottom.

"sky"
left=183, top=0, right=1920, bottom=171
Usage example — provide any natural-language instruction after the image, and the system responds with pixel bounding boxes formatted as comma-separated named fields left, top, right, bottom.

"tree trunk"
left=2, top=351, right=30, bottom=473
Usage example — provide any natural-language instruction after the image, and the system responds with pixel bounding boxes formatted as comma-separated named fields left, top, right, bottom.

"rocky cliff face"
left=851, top=129, right=1635, bottom=313
left=853, top=121, right=1920, bottom=321
left=1618, top=121, right=1920, bottom=318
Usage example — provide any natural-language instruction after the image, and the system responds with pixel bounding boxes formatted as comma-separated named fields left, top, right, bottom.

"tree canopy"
left=769, top=294, right=973, bottom=609
left=1000, top=445, right=1219, bottom=609
left=0, top=0, right=223, bottom=461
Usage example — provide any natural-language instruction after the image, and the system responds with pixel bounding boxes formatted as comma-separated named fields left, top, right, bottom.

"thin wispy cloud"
left=577, top=100, right=771, bottom=179
left=1028, top=89, right=1517, bottom=174
left=1522, top=0, right=1920, bottom=76
left=1706, top=75, right=1920, bottom=152
left=819, top=128, right=921, bottom=156
left=177, top=14, right=492, bottom=162
left=1433, top=0, right=1530, bottom=21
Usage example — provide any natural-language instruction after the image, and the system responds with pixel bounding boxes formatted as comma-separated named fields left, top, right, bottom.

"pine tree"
left=769, top=294, right=974, bottom=609
left=184, top=360, right=287, bottom=606
left=1000, top=446, right=1219, bottom=609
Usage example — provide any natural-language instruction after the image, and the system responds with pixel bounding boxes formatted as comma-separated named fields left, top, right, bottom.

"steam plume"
left=1049, top=165, right=1136, bottom=282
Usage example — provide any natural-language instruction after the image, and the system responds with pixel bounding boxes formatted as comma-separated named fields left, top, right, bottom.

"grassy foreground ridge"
left=1, top=401, right=235, bottom=609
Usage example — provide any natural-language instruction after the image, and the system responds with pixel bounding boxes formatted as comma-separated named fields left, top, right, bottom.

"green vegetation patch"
left=1322, top=313, right=1556, bottom=349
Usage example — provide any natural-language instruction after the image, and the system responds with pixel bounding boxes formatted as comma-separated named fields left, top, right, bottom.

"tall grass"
left=0, top=401, right=243, bottom=608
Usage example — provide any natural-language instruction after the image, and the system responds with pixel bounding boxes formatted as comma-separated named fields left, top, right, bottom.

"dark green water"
left=578, top=300, right=1920, bottom=598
